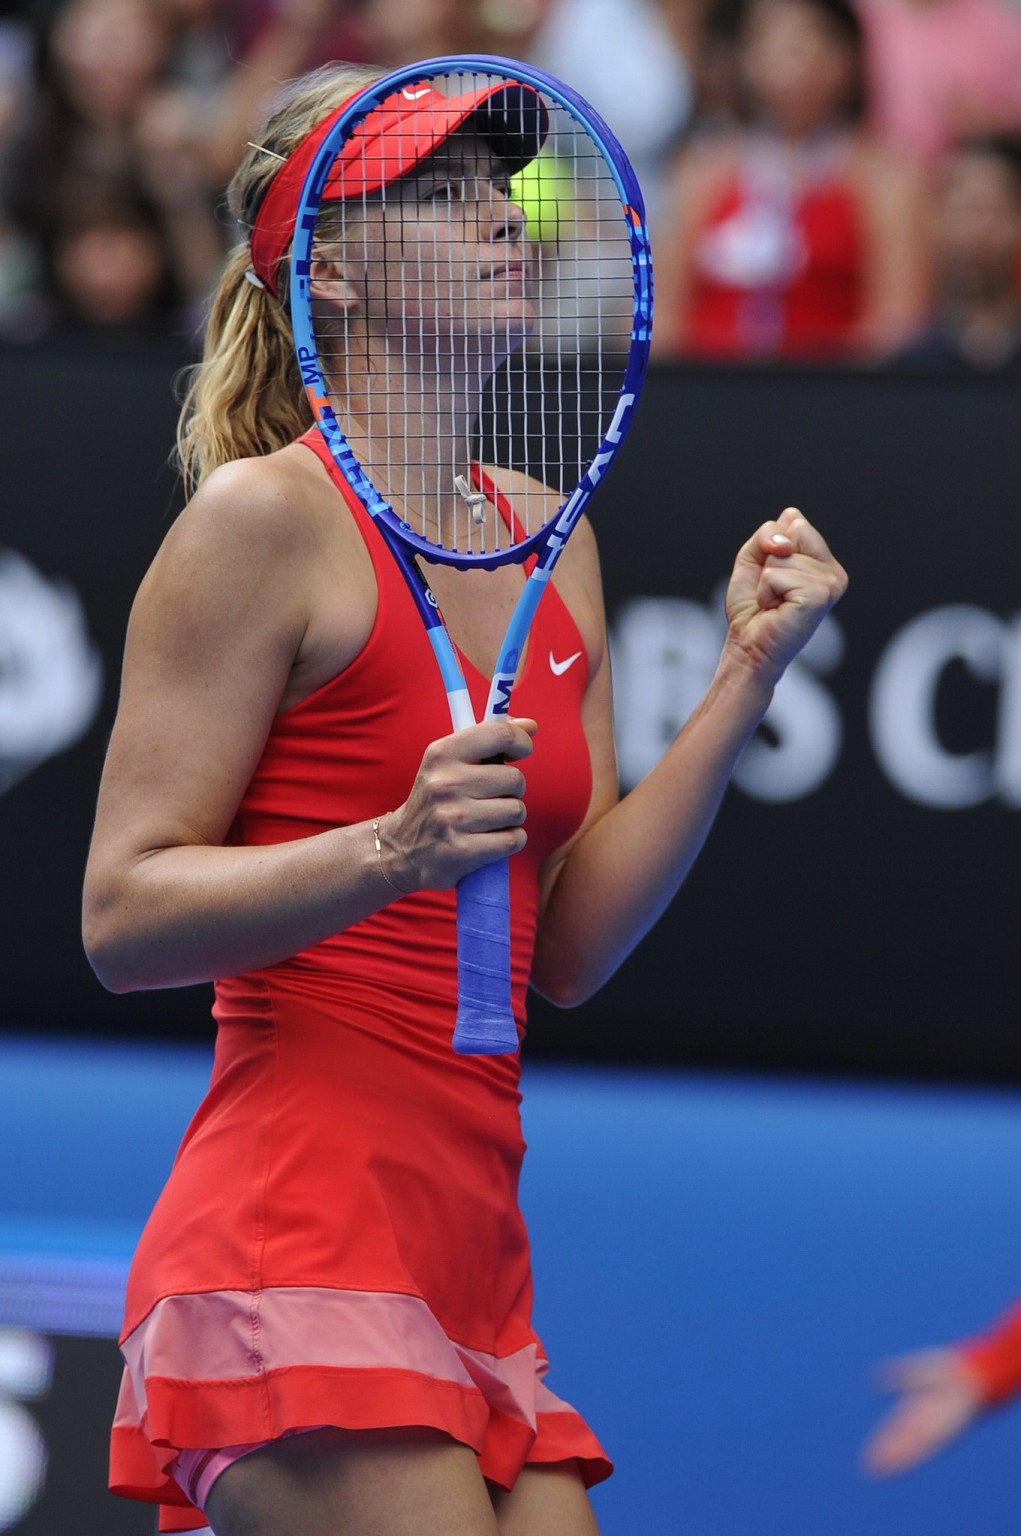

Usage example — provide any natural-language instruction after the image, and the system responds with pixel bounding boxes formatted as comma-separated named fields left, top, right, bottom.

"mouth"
left=479, top=262, right=529, bottom=282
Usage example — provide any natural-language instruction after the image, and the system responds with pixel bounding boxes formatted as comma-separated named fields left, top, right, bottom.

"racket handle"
left=453, top=859, right=518, bottom=1055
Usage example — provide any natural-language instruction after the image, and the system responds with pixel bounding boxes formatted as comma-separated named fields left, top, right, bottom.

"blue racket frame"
left=289, top=54, right=652, bottom=1054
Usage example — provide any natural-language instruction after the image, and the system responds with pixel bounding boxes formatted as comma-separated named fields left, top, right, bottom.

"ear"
left=309, top=254, right=359, bottom=311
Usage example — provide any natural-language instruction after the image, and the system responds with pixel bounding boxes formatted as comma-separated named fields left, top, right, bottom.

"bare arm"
left=855, top=143, right=932, bottom=357
left=82, top=454, right=533, bottom=993
left=650, top=141, right=733, bottom=360
left=531, top=506, right=847, bottom=1005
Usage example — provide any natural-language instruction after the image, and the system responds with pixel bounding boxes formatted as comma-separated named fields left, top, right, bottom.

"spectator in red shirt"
left=652, top=0, right=929, bottom=361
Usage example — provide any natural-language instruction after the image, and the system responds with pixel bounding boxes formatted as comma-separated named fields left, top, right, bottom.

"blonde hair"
left=176, top=63, right=385, bottom=496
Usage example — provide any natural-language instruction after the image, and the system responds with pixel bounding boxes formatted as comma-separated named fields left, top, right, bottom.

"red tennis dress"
left=109, top=431, right=611, bottom=1530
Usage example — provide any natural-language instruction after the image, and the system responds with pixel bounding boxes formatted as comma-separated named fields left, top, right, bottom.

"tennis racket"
left=287, top=55, right=652, bottom=1054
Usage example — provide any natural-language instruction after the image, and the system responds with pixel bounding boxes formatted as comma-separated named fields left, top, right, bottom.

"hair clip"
left=246, top=140, right=287, bottom=164
left=244, top=268, right=268, bottom=290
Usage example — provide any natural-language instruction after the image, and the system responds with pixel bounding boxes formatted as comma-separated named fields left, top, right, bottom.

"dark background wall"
left=2, top=343, right=1019, bottom=1081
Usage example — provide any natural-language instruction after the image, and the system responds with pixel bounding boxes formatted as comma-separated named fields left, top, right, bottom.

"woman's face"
left=936, top=150, right=1021, bottom=292
left=319, top=133, right=535, bottom=376
left=51, top=0, right=169, bottom=125
left=55, top=219, right=165, bottom=323
left=740, top=0, right=860, bottom=136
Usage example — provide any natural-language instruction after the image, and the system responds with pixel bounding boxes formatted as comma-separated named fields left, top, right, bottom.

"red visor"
left=249, top=77, right=549, bottom=298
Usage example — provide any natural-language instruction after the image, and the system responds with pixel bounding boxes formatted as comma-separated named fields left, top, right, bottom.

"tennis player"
left=83, top=61, right=847, bottom=1536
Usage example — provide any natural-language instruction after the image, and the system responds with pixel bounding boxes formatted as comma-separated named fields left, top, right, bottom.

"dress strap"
left=469, top=464, right=537, bottom=573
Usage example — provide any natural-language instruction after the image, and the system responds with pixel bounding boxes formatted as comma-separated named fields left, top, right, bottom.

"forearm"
left=532, top=651, right=773, bottom=1004
left=85, top=715, right=537, bottom=993
left=83, top=819, right=393, bottom=993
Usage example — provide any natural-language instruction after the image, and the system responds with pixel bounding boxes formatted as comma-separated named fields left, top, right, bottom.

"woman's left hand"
left=724, top=506, right=848, bottom=684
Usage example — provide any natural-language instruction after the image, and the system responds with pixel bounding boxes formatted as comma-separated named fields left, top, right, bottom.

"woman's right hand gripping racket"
left=285, top=55, right=653, bottom=1053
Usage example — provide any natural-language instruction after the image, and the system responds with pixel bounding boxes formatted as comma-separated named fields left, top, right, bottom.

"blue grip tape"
left=453, top=859, right=518, bottom=1055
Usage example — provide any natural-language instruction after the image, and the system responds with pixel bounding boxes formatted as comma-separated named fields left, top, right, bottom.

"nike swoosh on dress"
left=549, top=650, right=583, bottom=676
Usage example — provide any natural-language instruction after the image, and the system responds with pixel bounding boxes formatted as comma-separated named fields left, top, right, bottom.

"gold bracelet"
left=372, top=815, right=407, bottom=896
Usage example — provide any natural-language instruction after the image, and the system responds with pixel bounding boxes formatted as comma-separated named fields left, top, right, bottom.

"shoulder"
left=118, top=439, right=379, bottom=719
left=131, top=441, right=362, bottom=655
left=147, top=443, right=359, bottom=603
left=168, top=444, right=335, bottom=564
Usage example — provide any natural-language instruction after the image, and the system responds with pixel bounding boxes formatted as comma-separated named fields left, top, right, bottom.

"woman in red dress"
left=82, top=59, right=847, bottom=1536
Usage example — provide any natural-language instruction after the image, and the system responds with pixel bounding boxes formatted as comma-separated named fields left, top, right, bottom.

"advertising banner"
left=2, top=346, right=1018, bottom=1079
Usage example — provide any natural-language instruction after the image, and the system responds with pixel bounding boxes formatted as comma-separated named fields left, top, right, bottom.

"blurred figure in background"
left=0, top=14, right=46, bottom=339
left=179, top=0, right=371, bottom=188
left=360, top=0, right=701, bottom=222
left=21, top=0, right=223, bottom=335
left=863, top=1297, right=1021, bottom=1474
left=527, top=0, right=694, bottom=219
left=47, top=196, right=176, bottom=334
left=361, top=0, right=550, bottom=65
left=892, top=134, right=1021, bottom=369
left=29, top=0, right=175, bottom=228
left=13, top=0, right=366, bottom=337
left=651, top=0, right=930, bottom=362
left=860, top=0, right=1021, bottom=166
left=353, top=0, right=690, bottom=350
left=681, top=0, right=749, bottom=133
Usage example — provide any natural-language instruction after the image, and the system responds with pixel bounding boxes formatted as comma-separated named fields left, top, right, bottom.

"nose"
left=488, top=187, right=527, bottom=246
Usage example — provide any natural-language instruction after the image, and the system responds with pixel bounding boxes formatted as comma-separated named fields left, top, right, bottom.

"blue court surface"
left=0, top=1033, right=1018, bottom=1535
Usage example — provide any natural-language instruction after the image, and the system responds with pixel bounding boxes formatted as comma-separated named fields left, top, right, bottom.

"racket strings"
left=309, top=69, right=634, bottom=558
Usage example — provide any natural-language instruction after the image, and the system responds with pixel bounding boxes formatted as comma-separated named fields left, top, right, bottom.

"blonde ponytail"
left=176, top=63, right=385, bottom=497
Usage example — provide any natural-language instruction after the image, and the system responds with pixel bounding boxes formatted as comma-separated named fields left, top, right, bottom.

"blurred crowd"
left=2, top=0, right=1021, bottom=367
